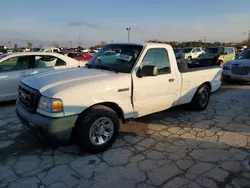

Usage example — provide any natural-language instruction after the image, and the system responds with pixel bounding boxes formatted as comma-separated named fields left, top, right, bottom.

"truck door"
left=132, top=46, right=181, bottom=117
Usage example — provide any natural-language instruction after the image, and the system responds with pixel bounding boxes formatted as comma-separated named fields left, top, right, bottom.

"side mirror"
left=137, top=65, right=157, bottom=77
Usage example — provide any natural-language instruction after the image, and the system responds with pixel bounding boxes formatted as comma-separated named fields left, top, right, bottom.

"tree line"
left=147, top=40, right=250, bottom=48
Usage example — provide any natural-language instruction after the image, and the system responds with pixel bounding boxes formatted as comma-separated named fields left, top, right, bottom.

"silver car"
left=0, top=52, right=82, bottom=102
left=223, top=49, right=250, bottom=82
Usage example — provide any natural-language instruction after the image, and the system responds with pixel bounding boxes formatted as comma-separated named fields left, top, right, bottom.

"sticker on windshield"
left=118, top=54, right=132, bottom=61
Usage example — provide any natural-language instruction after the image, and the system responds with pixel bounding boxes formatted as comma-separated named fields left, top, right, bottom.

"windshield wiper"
left=85, top=63, right=118, bottom=73
left=85, top=64, right=93, bottom=69
left=99, top=64, right=118, bottom=74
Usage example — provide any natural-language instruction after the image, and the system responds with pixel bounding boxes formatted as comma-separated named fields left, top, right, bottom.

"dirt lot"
left=0, top=84, right=249, bottom=188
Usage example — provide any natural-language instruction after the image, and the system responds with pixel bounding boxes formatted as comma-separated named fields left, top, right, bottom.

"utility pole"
left=126, top=28, right=131, bottom=42
left=78, top=36, right=81, bottom=47
left=204, top=36, right=206, bottom=48
left=70, top=41, right=72, bottom=49
left=248, top=30, right=250, bottom=41
left=243, top=30, right=250, bottom=41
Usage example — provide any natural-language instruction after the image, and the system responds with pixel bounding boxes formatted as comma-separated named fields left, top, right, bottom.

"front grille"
left=231, top=66, right=250, bottom=75
left=19, top=83, right=41, bottom=113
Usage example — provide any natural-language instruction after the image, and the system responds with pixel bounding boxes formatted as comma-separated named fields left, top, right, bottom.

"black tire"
left=75, top=105, right=120, bottom=153
left=189, top=84, right=210, bottom=111
left=223, top=78, right=234, bottom=84
left=188, top=56, right=192, bottom=61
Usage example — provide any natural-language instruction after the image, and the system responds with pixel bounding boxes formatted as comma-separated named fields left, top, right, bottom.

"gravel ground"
left=0, top=84, right=249, bottom=188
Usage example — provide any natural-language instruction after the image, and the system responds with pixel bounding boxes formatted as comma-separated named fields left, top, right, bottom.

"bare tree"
left=27, top=42, right=33, bottom=49
left=38, top=44, right=43, bottom=49
left=51, top=42, right=59, bottom=48
left=100, top=41, right=107, bottom=46
left=14, top=44, right=17, bottom=51
left=94, top=41, right=107, bottom=48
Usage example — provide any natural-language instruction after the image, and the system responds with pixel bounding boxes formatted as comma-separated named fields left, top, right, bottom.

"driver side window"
left=34, top=55, right=66, bottom=68
left=0, top=57, right=30, bottom=72
left=141, top=48, right=171, bottom=75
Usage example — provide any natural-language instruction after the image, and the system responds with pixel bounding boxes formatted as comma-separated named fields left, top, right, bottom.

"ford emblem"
left=20, top=92, right=26, bottom=100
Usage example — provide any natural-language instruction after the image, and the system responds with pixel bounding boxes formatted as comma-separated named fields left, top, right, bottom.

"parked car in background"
left=175, top=47, right=204, bottom=60
left=95, top=50, right=120, bottom=64
left=16, top=42, right=222, bottom=153
left=0, top=52, right=82, bottom=102
left=223, top=49, right=250, bottom=82
left=90, top=49, right=99, bottom=53
left=7, top=48, right=14, bottom=53
left=0, top=46, right=7, bottom=54
left=32, top=48, right=41, bottom=52
left=42, top=47, right=61, bottom=53
left=67, top=52, right=92, bottom=62
left=236, top=46, right=247, bottom=55
left=198, top=46, right=235, bottom=66
left=82, top=48, right=91, bottom=53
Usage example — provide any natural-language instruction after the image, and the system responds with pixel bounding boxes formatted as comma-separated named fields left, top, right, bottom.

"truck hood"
left=22, top=67, right=124, bottom=96
left=225, top=59, right=250, bottom=66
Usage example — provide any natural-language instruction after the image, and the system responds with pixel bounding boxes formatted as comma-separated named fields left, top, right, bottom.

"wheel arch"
left=76, top=102, right=126, bottom=124
left=191, top=82, right=212, bottom=101
left=202, top=82, right=212, bottom=92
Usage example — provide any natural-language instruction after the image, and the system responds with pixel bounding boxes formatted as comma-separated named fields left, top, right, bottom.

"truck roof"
left=108, top=42, right=145, bottom=46
left=108, top=42, right=172, bottom=48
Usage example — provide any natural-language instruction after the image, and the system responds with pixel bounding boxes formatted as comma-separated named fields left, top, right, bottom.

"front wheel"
left=75, top=105, right=120, bottom=153
left=189, top=85, right=210, bottom=111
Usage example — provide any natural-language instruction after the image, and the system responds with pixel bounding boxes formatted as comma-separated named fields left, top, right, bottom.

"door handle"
left=169, top=78, right=175, bottom=82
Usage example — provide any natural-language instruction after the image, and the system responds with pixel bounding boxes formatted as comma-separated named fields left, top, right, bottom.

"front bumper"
left=223, top=71, right=250, bottom=82
left=16, top=102, right=78, bottom=142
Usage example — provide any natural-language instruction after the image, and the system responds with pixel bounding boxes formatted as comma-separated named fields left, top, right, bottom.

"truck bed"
left=177, top=61, right=220, bottom=73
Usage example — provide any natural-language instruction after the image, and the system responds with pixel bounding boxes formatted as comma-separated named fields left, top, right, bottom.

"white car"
left=16, top=42, right=222, bottom=153
left=0, top=52, right=81, bottom=102
left=82, top=48, right=90, bottom=53
left=223, top=49, right=250, bottom=82
left=175, top=47, right=204, bottom=60
left=42, top=48, right=60, bottom=53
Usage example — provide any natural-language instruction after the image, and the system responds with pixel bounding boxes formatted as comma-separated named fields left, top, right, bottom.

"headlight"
left=223, top=65, right=230, bottom=70
left=38, top=96, right=63, bottom=113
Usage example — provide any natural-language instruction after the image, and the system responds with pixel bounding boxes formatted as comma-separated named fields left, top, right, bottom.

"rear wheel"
left=75, top=105, right=120, bottom=153
left=189, top=84, right=210, bottom=111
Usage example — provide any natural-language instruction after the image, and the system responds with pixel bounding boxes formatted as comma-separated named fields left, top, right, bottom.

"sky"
left=0, top=0, right=250, bottom=47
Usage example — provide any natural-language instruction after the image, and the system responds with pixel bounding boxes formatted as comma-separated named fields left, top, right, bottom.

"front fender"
left=58, top=90, right=134, bottom=119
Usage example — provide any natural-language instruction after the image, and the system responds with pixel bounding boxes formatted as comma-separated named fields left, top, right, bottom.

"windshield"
left=86, top=44, right=143, bottom=73
left=180, top=48, right=192, bottom=53
left=237, top=50, right=250, bottom=59
left=0, top=54, right=9, bottom=59
left=205, top=47, right=224, bottom=54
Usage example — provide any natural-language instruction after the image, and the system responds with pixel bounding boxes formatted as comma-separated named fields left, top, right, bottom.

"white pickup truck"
left=16, top=43, right=222, bottom=153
